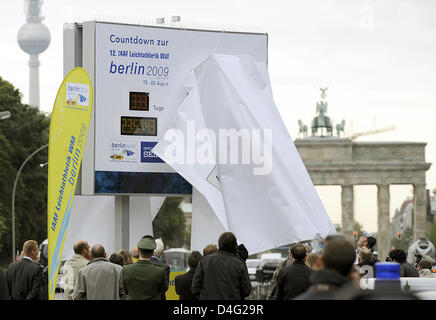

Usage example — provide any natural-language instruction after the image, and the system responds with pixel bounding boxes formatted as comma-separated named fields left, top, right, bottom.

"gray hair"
left=154, top=238, right=164, bottom=257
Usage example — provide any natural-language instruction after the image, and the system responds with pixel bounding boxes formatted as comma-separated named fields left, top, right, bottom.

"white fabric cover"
left=154, top=54, right=336, bottom=254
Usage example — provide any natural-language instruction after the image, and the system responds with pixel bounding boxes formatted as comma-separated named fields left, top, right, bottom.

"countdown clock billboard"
left=83, top=21, right=268, bottom=195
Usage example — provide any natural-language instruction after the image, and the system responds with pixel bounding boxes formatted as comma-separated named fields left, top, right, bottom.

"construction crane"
left=349, top=125, right=396, bottom=140
left=347, top=117, right=396, bottom=140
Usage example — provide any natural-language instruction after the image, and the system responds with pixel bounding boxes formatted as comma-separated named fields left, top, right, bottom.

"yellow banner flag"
left=166, top=271, right=185, bottom=300
left=47, top=68, right=93, bottom=300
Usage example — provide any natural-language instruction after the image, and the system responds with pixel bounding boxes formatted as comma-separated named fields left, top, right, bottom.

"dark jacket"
left=293, top=269, right=357, bottom=300
left=175, top=269, right=197, bottom=300
left=7, top=258, right=42, bottom=300
left=0, top=268, right=9, bottom=300
left=150, top=256, right=171, bottom=300
left=400, top=262, right=419, bottom=277
left=122, top=259, right=168, bottom=300
left=38, top=265, right=48, bottom=300
left=236, top=244, right=249, bottom=262
left=191, top=250, right=252, bottom=300
left=274, top=260, right=312, bottom=300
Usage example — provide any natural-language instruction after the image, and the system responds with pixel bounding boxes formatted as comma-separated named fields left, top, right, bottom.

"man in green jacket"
left=122, top=235, right=168, bottom=300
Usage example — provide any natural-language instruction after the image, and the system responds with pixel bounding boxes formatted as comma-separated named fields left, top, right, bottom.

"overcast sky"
left=1, top=0, right=435, bottom=233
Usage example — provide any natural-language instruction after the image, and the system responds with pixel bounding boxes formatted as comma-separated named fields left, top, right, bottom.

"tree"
left=391, top=226, right=413, bottom=251
left=152, top=197, right=186, bottom=248
left=0, top=203, right=7, bottom=253
left=0, top=131, right=13, bottom=254
left=335, top=220, right=364, bottom=235
left=425, top=222, right=436, bottom=251
left=354, top=221, right=364, bottom=236
left=0, top=76, right=49, bottom=267
left=334, top=220, right=364, bottom=237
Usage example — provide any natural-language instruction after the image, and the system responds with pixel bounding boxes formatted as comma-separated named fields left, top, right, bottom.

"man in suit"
left=7, top=240, right=42, bottom=300
left=174, top=251, right=203, bottom=300
left=191, top=232, right=252, bottom=300
left=389, top=248, right=420, bottom=277
left=73, top=244, right=125, bottom=300
left=0, top=268, right=9, bottom=300
left=175, top=251, right=202, bottom=300
left=274, top=243, right=313, bottom=300
left=122, top=235, right=168, bottom=300
left=294, top=238, right=358, bottom=300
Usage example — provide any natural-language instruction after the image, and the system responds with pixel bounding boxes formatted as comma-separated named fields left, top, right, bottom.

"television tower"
left=17, top=0, right=50, bottom=108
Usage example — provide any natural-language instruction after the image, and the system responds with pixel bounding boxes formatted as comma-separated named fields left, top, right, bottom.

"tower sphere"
left=17, top=22, right=50, bottom=55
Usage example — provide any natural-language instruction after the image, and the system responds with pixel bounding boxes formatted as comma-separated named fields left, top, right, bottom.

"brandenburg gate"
left=296, top=88, right=431, bottom=260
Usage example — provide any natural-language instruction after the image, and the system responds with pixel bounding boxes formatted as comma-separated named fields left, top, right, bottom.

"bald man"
left=63, top=240, right=90, bottom=300
left=73, top=244, right=126, bottom=300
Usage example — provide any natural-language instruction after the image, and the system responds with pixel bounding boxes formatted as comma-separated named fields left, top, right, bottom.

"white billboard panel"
left=89, top=22, right=267, bottom=194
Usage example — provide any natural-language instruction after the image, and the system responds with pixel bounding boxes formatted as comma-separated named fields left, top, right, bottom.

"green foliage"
left=0, top=76, right=50, bottom=267
left=153, top=197, right=186, bottom=248
left=354, top=221, right=364, bottom=236
left=425, top=222, right=436, bottom=251
left=0, top=132, right=13, bottom=254
left=335, top=220, right=364, bottom=235
left=391, top=226, right=413, bottom=251
left=183, top=229, right=191, bottom=248
left=0, top=203, right=7, bottom=253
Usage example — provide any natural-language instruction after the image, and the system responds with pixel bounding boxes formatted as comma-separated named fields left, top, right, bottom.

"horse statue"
left=311, top=100, right=333, bottom=136
left=336, top=119, right=346, bottom=137
left=298, top=120, right=308, bottom=138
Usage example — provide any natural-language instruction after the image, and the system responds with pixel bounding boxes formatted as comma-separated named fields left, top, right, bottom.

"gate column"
left=377, top=184, right=390, bottom=262
left=341, top=185, right=354, bottom=243
left=413, top=183, right=428, bottom=240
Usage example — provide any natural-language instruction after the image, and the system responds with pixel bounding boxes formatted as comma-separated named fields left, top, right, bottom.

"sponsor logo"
left=66, top=82, right=89, bottom=108
left=141, top=142, right=164, bottom=163
left=110, top=142, right=137, bottom=162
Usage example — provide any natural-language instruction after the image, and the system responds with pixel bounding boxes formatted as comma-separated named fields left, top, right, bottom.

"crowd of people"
left=0, top=231, right=435, bottom=300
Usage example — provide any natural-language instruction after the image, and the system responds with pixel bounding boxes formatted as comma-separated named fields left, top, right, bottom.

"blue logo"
left=124, top=149, right=135, bottom=156
left=141, top=142, right=164, bottom=163
left=78, top=94, right=87, bottom=103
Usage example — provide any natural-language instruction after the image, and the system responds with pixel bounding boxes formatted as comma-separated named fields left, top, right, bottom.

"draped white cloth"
left=153, top=54, right=336, bottom=254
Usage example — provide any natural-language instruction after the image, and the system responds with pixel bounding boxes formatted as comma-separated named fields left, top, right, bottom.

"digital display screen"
left=121, top=116, right=157, bottom=136
left=129, top=92, right=149, bottom=111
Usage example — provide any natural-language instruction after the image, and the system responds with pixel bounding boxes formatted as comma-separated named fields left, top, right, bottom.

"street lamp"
left=12, top=143, right=48, bottom=262
left=0, top=111, right=11, bottom=120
